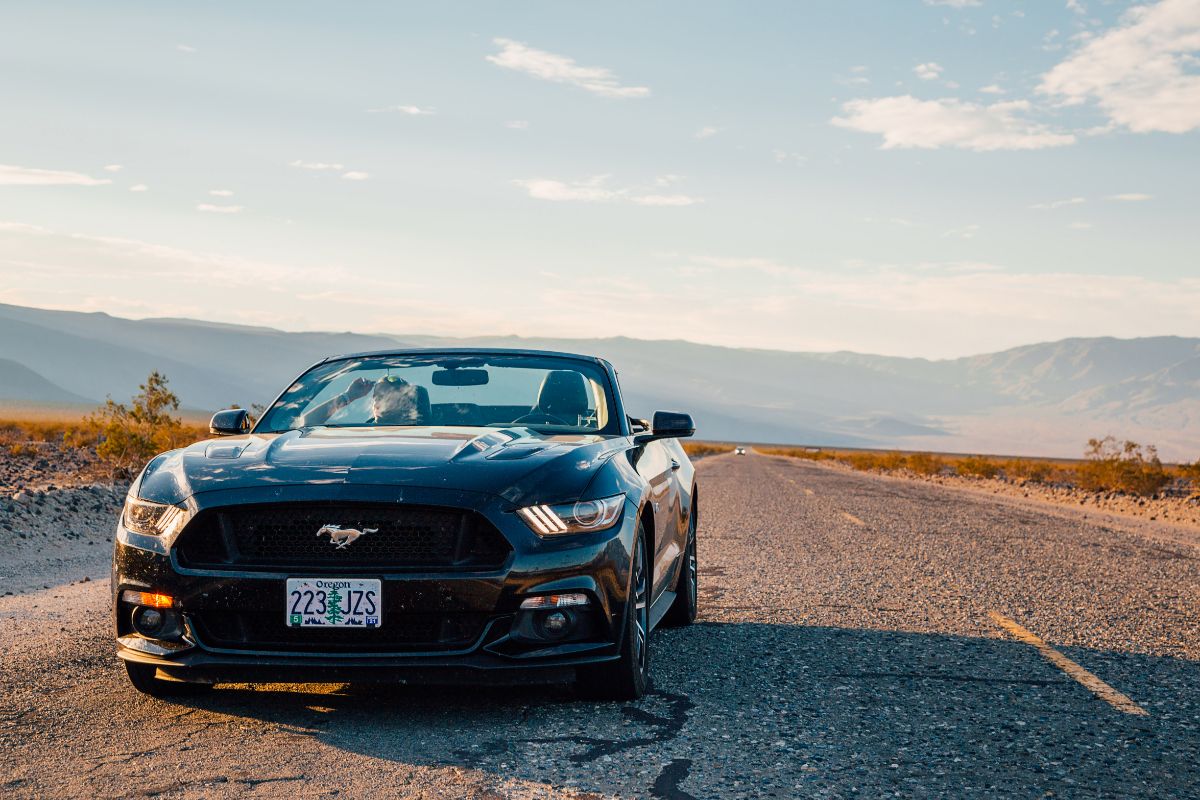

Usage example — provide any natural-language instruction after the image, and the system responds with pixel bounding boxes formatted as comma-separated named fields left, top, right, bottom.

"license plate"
left=286, top=578, right=381, bottom=628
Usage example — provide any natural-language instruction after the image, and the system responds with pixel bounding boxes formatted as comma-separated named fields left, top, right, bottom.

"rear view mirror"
left=432, top=368, right=489, bottom=386
left=634, top=410, right=695, bottom=444
left=210, top=408, right=251, bottom=436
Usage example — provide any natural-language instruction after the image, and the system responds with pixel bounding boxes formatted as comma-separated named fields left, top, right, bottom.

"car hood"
left=134, top=426, right=628, bottom=507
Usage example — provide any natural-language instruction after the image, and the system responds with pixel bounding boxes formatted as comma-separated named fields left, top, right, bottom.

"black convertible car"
left=113, top=349, right=698, bottom=700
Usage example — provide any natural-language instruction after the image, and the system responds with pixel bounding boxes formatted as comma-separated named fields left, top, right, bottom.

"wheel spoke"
left=633, top=538, right=648, bottom=667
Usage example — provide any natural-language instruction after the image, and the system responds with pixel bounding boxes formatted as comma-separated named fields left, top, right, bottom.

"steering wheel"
left=513, top=409, right=569, bottom=426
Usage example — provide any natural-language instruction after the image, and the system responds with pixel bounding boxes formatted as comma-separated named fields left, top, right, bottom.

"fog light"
left=540, top=610, right=572, bottom=639
left=132, top=606, right=165, bottom=636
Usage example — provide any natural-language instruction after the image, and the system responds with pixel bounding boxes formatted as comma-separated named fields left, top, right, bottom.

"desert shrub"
left=844, top=451, right=907, bottom=472
left=7, top=442, right=39, bottom=457
left=905, top=452, right=946, bottom=475
left=0, top=419, right=79, bottom=444
left=1075, top=436, right=1171, bottom=496
left=955, top=455, right=1000, bottom=479
left=82, top=371, right=192, bottom=475
left=845, top=452, right=884, bottom=471
left=1180, top=459, right=1200, bottom=486
left=1002, top=458, right=1054, bottom=483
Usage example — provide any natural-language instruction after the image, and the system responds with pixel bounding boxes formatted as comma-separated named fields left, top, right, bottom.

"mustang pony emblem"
left=316, top=524, right=377, bottom=549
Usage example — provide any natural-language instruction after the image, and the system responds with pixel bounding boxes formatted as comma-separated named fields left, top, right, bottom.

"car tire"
left=124, top=661, right=213, bottom=697
left=662, top=505, right=698, bottom=627
left=576, top=522, right=650, bottom=701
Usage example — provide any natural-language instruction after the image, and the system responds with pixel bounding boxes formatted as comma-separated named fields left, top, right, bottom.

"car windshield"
left=255, top=353, right=617, bottom=435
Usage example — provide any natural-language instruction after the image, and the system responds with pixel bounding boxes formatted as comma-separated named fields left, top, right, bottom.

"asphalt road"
left=2, top=452, right=1199, bottom=798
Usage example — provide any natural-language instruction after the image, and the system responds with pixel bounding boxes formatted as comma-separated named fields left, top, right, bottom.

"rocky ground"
left=0, top=481, right=125, bottom=594
left=0, top=441, right=109, bottom=493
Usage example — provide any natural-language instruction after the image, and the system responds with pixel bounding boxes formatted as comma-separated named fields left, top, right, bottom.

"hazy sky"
left=2, top=0, right=1198, bottom=358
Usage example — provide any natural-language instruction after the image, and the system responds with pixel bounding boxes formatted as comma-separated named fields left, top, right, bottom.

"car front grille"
left=189, top=609, right=491, bottom=653
left=176, top=502, right=511, bottom=572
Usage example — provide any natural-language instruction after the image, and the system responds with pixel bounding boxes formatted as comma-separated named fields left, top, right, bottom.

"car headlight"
left=517, top=494, right=625, bottom=536
left=122, top=497, right=190, bottom=537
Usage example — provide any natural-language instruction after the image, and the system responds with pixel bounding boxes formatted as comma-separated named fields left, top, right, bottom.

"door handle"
left=670, top=458, right=681, bottom=471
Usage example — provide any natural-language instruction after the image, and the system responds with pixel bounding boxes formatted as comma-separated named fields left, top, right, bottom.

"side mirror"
left=634, top=410, right=695, bottom=444
left=210, top=408, right=251, bottom=436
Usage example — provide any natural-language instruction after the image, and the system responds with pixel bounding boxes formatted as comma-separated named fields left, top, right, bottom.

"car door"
left=635, top=436, right=684, bottom=603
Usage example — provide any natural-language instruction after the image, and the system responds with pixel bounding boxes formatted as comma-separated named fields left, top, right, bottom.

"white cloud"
left=914, top=62, right=944, bottom=80
left=924, top=0, right=981, bottom=6
left=102, top=164, right=123, bottom=173
left=831, top=95, right=1076, bottom=151
left=688, top=256, right=800, bottom=278
left=1069, top=221, right=1094, bottom=229
left=513, top=176, right=621, bottom=203
left=942, top=223, right=981, bottom=239
left=0, top=220, right=377, bottom=303
left=1039, top=0, right=1200, bottom=134
left=772, top=150, right=808, bottom=166
left=1067, top=0, right=1087, bottom=15
left=128, top=184, right=149, bottom=192
left=1031, top=196, right=1086, bottom=210
left=176, top=44, right=196, bottom=53
left=196, top=203, right=244, bottom=214
left=209, top=189, right=234, bottom=197
left=694, top=125, right=720, bottom=139
left=505, top=120, right=530, bottom=129
left=289, top=160, right=345, bottom=171
left=631, top=195, right=703, bottom=207
left=513, top=175, right=701, bottom=206
left=290, top=161, right=369, bottom=181
left=366, top=105, right=435, bottom=115
left=0, top=164, right=111, bottom=186
left=668, top=254, right=1200, bottom=357
left=486, top=38, right=650, bottom=99
left=1109, top=192, right=1153, bottom=201
left=836, top=70, right=870, bottom=87
left=979, top=84, right=1006, bottom=95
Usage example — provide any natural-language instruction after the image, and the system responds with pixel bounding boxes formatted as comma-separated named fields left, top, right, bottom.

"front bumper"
left=112, top=483, right=638, bottom=684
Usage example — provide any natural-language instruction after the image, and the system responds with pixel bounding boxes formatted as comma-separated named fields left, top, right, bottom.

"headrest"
left=536, top=371, right=589, bottom=419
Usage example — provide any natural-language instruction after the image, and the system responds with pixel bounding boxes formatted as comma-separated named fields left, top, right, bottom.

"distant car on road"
left=112, top=349, right=699, bottom=701
left=734, top=446, right=746, bottom=455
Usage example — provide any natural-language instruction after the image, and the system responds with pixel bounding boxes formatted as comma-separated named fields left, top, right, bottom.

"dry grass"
left=0, top=416, right=210, bottom=458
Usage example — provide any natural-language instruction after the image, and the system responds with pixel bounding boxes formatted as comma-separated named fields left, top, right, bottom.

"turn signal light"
left=120, top=590, right=174, bottom=608
left=519, top=593, right=590, bottom=609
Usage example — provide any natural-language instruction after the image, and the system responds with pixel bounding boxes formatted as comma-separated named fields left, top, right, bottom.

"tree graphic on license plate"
left=325, top=588, right=344, bottom=624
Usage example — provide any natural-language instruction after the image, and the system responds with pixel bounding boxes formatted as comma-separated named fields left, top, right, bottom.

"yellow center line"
left=988, top=611, right=1149, bottom=717
left=840, top=511, right=865, bottom=526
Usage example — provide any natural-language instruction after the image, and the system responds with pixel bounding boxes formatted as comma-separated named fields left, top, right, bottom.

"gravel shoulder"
left=0, top=483, right=124, bottom=595
left=2, top=452, right=1198, bottom=798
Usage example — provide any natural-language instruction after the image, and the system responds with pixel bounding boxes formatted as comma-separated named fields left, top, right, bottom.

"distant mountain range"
left=0, top=302, right=1197, bottom=461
